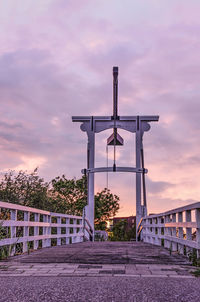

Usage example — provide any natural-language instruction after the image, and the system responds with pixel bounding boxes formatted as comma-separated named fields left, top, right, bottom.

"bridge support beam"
left=136, top=120, right=142, bottom=239
left=73, top=115, right=158, bottom=240
left=84, top=129, right=95, bottom=239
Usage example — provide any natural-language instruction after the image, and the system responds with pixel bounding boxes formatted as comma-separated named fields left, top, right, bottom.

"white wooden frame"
left=141, top=202, right=200, bottom=257
left=0, top=201, right=93, bottom=255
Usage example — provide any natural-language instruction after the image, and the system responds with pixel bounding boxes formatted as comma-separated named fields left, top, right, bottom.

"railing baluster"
left=57, top=216, right=61, bottom=246
left=171, top=213, right=177, bottom=252
left=10, top=209, right=17, bottom=256
left=195, top=209, right=200, bottom=258
left=66, top=218, right=70, bottom=244
left=34, top=213, right=39, bottom=250
left=141, top=202, right=200, bottom=260
left=178, top=212, right=184, bottom=254
left=72, top=219, right=77, bottom=243
left=42, top=215, right=47, bottom=248
left=47, top=215, right=51, bottom=247
left=164, top=215, right=170, bottom=249
left=23, top=211, right=30, bottom=253
left=0, top=202, right=98, bottom=256
left=186, top=210, right=192, bottom=254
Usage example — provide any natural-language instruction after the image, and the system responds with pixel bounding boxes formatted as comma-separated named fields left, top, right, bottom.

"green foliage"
left=111, top=220, right=128, bottom=241
left=110, top=219, right=136, bottom=241
left=191, top=269, right=200, bottom=277
left=188, top=249, right=200, bottom=267
left=0, top=169, right=49, bottom=209
left=94, top=188, right=120, bottom=230
left=0, top=170, right=120, bottom=232
left=49, top=175, right=87, bottom=215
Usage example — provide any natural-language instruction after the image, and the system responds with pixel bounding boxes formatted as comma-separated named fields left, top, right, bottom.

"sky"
left=0, top=0, right=200, bottom=216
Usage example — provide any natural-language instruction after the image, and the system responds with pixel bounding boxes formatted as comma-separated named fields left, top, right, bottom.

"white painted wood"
left=23, top=211, right=30, bottom=253
left=57, top=217, right=61, bottom=246
left=10, top=209, right=17, bottom=256
left=141, top=202, right=200, bottom=255
left=0, top=201, right=90, bottom=256
left=34, top=213, right=39, bottom=250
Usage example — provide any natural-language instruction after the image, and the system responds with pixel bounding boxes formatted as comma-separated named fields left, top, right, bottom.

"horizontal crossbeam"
left=72, top=115, right=159, bottom=122
left=81, top=167, right=148, bottom=174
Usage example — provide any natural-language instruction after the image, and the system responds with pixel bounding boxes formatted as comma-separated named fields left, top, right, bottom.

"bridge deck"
left=1, top=242, right=200, bottom=302
left=11, top=241, right=190, bottom=265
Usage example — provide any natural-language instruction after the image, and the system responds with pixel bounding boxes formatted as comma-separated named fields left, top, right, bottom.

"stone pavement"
left=0, top=242, right=199, bottom=301
left=0, top=262, right=196, bottom=278
left=0, top=241, right=196, bottom=277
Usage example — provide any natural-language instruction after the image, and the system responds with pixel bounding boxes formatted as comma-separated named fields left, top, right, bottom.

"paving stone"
left=78, top=264, right=102, bottom=269
left=99, top=270, right=113, bottom=274
left=142, top=274, right=168, bottom=278
left=126, top=270, right=141, bottom=275
left=151, top=270, right=177, bottom=275
left=136, top=270, right=151, bottom=275
left=4, top=241, right=194, bottom=279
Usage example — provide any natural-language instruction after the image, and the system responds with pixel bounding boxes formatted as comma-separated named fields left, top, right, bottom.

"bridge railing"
left=0, top=201, right=92, bottom=257
left=141, top=202, right=200, bottom=257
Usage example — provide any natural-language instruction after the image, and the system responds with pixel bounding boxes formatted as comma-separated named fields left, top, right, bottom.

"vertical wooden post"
left=42, top=215, right=48, bottom=248
left=34, top=213, right=39, bottom=250
left=195, top=209, right=200, bottom=258
left=178, top=212, right=184, bottom=254
left=47, top=215, right=51, bottom=247
left=85, top=128, right=95, bottom=240
left=186, top=210, right=192, bottom=255
left=66, top=218, right=70, bottom=244
left=10, top=209, right=17, bottom=256
left=157, top=217, right=162, bottom=246
left=171, top=213, right=177, bottom=252
left=136, top=116, right=142, bottom=240
left=164, top=215, right=170, bottom=249
left=57, top=217, right=61, bottom=246
left=23, top=211, right=30, bottom=253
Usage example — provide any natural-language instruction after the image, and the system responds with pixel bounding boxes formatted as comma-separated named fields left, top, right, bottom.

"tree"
left=49, top=175, right=87, bottom=215
left=0, top=171, right=120, bottom=229
left=94, top=188, right=120, bottom=230
left=0, top=169, right=49, bottom=209
left=110, top=219, right=136, bottom=241
left=50, top=177, right=120, bottom=229
left=111, top=220, right=128, bottom=241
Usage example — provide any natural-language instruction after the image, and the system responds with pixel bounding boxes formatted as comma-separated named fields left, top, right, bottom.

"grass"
left=191, top=269, right=200, bottom=277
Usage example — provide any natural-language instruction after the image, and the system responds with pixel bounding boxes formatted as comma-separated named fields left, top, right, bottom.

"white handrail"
left=0, top=201, right=92, bottom=256
left=141, top=202, right=200, bottom=257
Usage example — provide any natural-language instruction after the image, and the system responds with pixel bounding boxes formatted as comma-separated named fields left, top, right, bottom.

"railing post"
left=186, top=210, right=192, bottom=254
left=171, top=213, right=177, bottom=252
left=141, top=218, right=146, bottom=242
left=150, top=218, right=153, bottom=244
left=47, top=215, right=51, bottom=247
left=34, top=213, right=39, bottom=250
left=57, top=217, right=61, bottom=246
left=157, top=217, right=162, bottom=246
left=147, top=218, right=151, bottom=243
left=10, top=209, right=17, bottom=256
left=72, top=219, right=77, bottom=243
left=178, top=212, right=184, bottom=254
left=23, top=211, right=30, bottom=253
left=1, top=202, right=86, bottom=256
left=66, top=218, right=70, bottom=244
left=195, top=209, right=200, bottom=258
left=153, top=218, right=158, bottom=245
left=42, top=215, right=48, bottom=248
left=164, top=215, right=170, bottom=249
